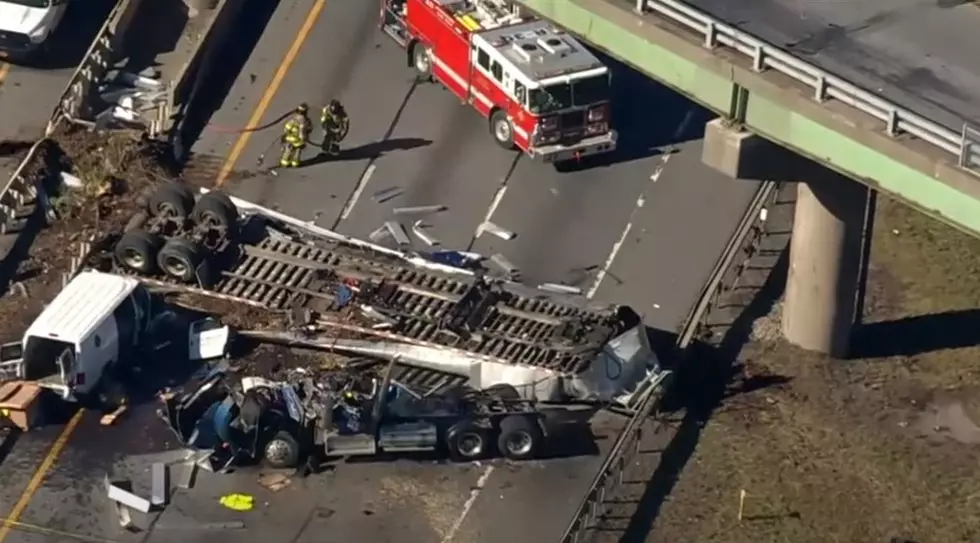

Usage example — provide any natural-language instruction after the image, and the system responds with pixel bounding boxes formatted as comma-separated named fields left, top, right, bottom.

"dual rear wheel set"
left=113, top=183, right=239, bottom=282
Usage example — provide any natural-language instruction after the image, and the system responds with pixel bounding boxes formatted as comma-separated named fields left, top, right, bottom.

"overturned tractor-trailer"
left=87, top=183, right=668, bottom=409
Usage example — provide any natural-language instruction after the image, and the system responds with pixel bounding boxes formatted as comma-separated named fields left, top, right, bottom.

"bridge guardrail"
left=630, top=0, right=980, bottom=175
left=557, top=180, right=779, bottom=543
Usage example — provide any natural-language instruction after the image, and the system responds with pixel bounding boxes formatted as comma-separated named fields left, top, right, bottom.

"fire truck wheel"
left=411, top=42, right=432, bottom=78
left=490, top=110, right=515, bottom=150
left=157, top=238, right=207, bottom=283
left=446, top=420, right=488, bottom=462
left=191, top=191, right=239, bottom=236
left=497, top=415, right=542, bottom=461
left=114, top=229, right=163, bottom=274
left=149, top=182, right=195, bottom=219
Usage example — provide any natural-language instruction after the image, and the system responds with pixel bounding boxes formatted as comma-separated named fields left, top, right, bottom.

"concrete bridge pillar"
left=782, top=174, right=867, bottom=357
left=701, top=118, right=867, bottom=357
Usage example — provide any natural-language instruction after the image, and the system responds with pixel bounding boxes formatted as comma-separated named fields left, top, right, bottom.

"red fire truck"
left=381, top=0, right=618, bottom=164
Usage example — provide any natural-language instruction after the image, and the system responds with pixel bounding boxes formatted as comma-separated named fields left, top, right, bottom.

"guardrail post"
left=634, top=0, right=645, bottom=14
left=704, top=21, right=716, bottom=48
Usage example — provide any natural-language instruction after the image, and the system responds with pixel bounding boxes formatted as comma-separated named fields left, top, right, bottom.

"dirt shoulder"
left=652, top=196, right=980, bottom=543
left=0, top=128, right=176, bottom=344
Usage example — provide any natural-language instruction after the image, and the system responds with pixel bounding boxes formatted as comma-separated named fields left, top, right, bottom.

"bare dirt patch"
left=0, top=127, right=178, bottom=344
left=651, top=196, right=980, bottom=543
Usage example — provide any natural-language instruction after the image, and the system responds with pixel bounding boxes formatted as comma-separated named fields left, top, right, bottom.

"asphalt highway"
left=0, top=0, right=117, bottom=178
left=643, top=0, right=980, bottom=131
left=0, top=0, right=762, bottom=542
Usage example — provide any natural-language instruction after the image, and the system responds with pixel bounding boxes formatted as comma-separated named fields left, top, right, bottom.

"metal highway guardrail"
left=631, top=0, right=980, bottom=175
left=556, top=180, right=779, bottom=543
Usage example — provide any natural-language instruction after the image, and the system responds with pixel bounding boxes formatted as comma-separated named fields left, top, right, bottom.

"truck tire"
left=446, top=421, right=487, bottom=462
left=157, top=238, right=207, bottom=282
left=485, top=383, right=520, bottom=400
left=497, top=415, right=542, bottom=461
left=263, top=430, right=301, bottom=469
left=490, top=110, right=515, bottom=150
left=190, top=191, right=238, bottom=235
left=148, top=182, right=195, bottom=219
left=412, top=42, right=432, bottom=79
left=114, top=229, right=162, bottom=274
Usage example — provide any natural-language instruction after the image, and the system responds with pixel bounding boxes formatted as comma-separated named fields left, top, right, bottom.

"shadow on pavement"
left=176, top=0, right=282, bottom=153
left=26, top=0, right=116, bottom=70
left=851, top=309, right=980, bottom=358
left=615, top=250, right=791, bottom=543
left=300, top=137, right=432, bottom=167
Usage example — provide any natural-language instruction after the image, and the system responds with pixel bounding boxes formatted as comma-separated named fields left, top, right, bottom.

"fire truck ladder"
left=200, top=236, right=615, bottom=374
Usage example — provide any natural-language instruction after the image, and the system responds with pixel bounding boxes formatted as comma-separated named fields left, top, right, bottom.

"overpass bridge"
left=516, top=0, right=980, bottom=357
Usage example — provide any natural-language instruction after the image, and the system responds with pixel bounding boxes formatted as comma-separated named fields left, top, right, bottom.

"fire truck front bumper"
left=531, top=131, right=618, bottom=164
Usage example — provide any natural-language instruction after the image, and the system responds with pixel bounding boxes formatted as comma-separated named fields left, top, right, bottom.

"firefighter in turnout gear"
left=320, top=100, right=349, bottom=156
left=280, top=103, right=312, bottom=168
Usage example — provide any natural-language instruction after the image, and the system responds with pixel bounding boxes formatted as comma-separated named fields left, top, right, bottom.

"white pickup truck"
left=0, top=0, right=70, bottom=62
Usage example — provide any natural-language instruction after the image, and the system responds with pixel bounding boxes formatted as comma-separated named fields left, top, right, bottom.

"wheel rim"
left=494, top=119, right=511, bottom=143
left=504, top=431, right=533, bottom=456
left=121, top=249, right=145, bottom=270
left=164, top=256, right=188, bottom=276
left=265, top=439, right=291, bottom=465
left=157, top=202, right=181, bottom=218
left=458, top=432, right=483, bottom=457
left=416, top=47, right=431, bottom=72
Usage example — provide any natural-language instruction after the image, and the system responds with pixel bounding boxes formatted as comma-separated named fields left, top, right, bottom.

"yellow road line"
left=215, top=0, right=326, bottom=187
left=0, top=409, right=84, bottom=543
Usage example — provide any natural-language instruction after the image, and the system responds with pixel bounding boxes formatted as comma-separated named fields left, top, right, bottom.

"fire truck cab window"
left=514, top=81, right=526, bottom=103
left=476, top=48, right=490, bottom=70
left=490, top=61, right=503, bottom=81
left=529, top=84, right=572, bottom=114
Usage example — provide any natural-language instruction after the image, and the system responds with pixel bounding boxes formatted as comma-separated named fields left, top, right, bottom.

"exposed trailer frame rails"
left=88, top=187, right=656, bottom=386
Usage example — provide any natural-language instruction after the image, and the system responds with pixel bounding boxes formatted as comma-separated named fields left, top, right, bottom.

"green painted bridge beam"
left=516, top=0, right=980, bottom=237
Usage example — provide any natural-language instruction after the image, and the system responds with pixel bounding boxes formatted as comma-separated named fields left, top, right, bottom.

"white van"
left=13, top=271, right=152, bottom=401
left=0, top=0, right=70, bottom=61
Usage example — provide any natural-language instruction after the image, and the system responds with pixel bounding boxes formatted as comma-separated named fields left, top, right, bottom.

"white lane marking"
left=475, top=184, right=508, bottom=239
left=442, top=465, right=495, bottom=543
left=588, top=108, right=697, bottom=298
left=588, top=220, right=633, bottom=299
left=650, top=108, right=695, bottom=182
left=339, top=164, right=376, bottom=221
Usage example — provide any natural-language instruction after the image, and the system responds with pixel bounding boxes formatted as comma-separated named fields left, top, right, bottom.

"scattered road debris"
left=0, top=381, right=41, bottom=431
left=490, top=253, right=519, bottom=276
left=373, top=187, right=402, bottom=204
left=392, top=204, right=447, bottom=216
left=176, top=460, right=197, bottom=489
left=369, top=224, right=392, bottom=243
left=538, top=283, right=583, bottom=295
left=105, top=475, right=152, bottom=514
left=411, top=220, right=440, bottom=247
left=100, top=405, right=128, bottom=426
left=384, top=220, right=411, bottom=245
left=151, top=463, right=169, bottom=507
left=479, top=221, right=516, bottom=241
left=258, top=472, right=291, bottom=492
left=219, top=493, right=254, bottom=511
